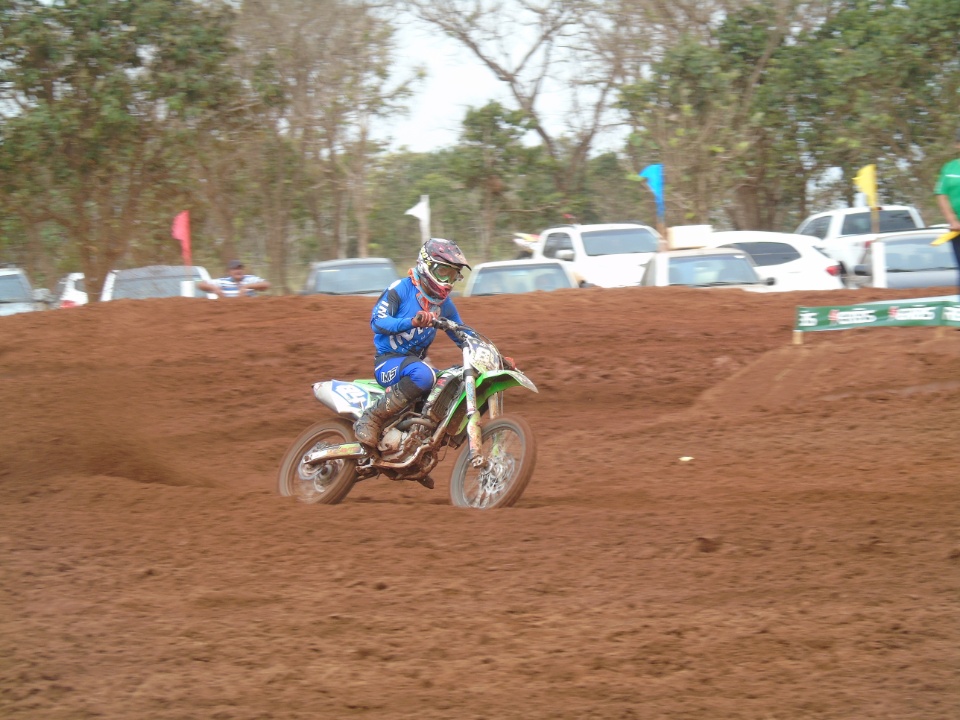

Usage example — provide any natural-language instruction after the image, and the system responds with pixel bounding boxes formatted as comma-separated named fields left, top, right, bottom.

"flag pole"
left=171, top=210, right=194, bottom=297
left=637, top=164, right=667, bottom=250
left=405, top=195, right=431, bottom=245
left=854, top=164, right=879, bottom=233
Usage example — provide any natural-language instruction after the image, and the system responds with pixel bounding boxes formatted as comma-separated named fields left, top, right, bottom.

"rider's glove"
left=412, top=310, right=437, bottom=328
left=503, top=356, right=517, bottom=370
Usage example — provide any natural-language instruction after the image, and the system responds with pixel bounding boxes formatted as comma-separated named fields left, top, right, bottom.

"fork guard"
left=449, top=369, right=538, bottom=435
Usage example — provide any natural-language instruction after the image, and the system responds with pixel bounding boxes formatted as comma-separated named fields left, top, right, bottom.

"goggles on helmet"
left=430, top=261, right=461, bottom=284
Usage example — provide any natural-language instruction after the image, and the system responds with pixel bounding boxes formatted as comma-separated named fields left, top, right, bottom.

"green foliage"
left=0, top=0, right=241, bottom=294
left=451, top=102, right=533, bottom=194
left=5, top=0, right=960, bottom=286
left=618, top=0, right=960, bottom=230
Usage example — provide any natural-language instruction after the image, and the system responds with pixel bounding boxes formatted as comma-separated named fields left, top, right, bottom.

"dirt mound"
left=693, top=331, right=960, bottom=415
left=2, top=286, right=959, bottom=719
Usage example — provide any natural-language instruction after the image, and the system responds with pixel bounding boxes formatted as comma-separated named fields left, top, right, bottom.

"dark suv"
left=301, top=258, right=400, bottom=296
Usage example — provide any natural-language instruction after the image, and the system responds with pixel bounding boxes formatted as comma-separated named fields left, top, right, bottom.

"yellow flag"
left=853, top=164, right=878, bottom=208
left=931, top=230, right=960, bottom=247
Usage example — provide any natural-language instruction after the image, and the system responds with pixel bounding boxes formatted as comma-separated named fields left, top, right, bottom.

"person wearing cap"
left=198, top=260, right=271, bottom=298
left=933, top=129, right=960, bottom=296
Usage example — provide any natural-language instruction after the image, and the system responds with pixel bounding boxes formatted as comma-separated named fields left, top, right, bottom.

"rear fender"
left=312, top=379, right=383, bottom=419
left=447, top=369, right=538, bottom=434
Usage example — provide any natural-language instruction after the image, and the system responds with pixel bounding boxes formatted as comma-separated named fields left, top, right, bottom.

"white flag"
left=404, top=195, right=430, bottom=244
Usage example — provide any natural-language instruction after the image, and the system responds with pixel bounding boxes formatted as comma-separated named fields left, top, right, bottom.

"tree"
left=402, top=0, right=626, bottom=207
left=452, top=102, right=535, bottom=259
left=617, top=1, right=824, bottom=230
left=794, top=0, right=960, bottom=216
left=234, top=0, right=416, bottom=281
left=0, top=0, right=241, bottom=299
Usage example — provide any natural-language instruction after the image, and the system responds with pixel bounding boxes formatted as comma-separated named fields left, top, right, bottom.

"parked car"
left=54, top=272, right=88, bottom=308
left=705, top=231, right=843, bottom=291
left=301, top=258, right=400, bottom=296
left=794, top=205, right=924, bottom=277
left=0, top=264, right=53, bottom=316
left=852, top=228, right=959, bottom=290
left=640, top=248, right=775, bottom=291
left=461, top=259, right=583, bottom=297
left=524, top=222, right=662, bottom=288
left=100, top=265, right=216, bottom=301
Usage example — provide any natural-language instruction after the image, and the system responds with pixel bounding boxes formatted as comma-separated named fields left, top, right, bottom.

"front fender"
left=448, top=369, right=537, bottom=434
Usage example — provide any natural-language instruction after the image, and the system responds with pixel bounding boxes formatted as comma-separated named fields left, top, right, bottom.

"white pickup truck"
left=515, top=222, right=663, bottom=288
left=794, top=205, right=925, bottom=279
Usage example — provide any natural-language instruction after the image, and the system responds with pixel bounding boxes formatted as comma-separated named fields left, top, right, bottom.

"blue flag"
left=638, top=164, right=665, bottom=220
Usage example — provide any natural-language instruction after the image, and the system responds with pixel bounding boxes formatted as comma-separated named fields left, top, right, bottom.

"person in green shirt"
left=933, top=128, right=960, bottom=296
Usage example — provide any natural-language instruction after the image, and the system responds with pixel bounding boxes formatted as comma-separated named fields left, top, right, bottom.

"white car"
left=852, top=228, right=959, bottom=289
left=794, top=205, right=924, bottom=276
left=101, top=265, right=216, bottom=301
left=706, top=231, right=843, bottom=291
left=461, top=259, right=583, bottom=297
left=640, top=247, right=775, bottom=291
left=54, top=272, right=89, bottom=308
left=528, top=222, right=662, bottom=288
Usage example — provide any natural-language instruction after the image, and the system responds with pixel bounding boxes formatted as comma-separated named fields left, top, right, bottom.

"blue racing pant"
left=373, top=355, right=436, bottom=392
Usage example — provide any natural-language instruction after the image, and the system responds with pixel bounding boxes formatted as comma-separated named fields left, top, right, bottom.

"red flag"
left=171, top=210, right=192, bottom=266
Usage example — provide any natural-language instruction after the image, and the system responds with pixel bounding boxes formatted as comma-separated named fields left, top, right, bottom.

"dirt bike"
left=277, top=317, right=538, bottom=509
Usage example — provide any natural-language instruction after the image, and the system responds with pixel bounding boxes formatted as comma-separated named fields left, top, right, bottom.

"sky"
left=379, top=22, right=572, bottom=154
left=382, top=31, right=503, bottom=152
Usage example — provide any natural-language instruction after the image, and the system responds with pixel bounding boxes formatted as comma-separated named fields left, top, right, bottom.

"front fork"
left=462, top=346, right=505, bottom=469
left=464, top=366, right=484, bottom=468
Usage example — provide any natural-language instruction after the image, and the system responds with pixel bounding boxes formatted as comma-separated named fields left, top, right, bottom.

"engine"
left=377, top=416, right=432, bottom=460
left=379, top=426, right=408, bottom=455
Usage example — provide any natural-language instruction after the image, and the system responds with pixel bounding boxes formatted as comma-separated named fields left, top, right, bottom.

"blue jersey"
left=370, top=277, right=463, bottom=359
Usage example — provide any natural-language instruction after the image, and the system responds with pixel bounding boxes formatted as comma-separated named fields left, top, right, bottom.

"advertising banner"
left=795, top=299, right=960, bottom=333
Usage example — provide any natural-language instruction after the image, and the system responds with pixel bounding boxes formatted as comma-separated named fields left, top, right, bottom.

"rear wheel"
left=277, top=418, right=358, bottom=504
left=449, top=414, right=536, bottom=509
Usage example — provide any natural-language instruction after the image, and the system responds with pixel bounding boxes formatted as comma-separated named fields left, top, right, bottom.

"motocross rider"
left=353, top=238, right=471, bottom=452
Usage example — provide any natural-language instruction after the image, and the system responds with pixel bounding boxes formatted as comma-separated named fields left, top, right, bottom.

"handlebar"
left=432, top=316, right=475, bottom=343
left=432, top=315, right=462, bottom=332
left=431, top=316, right=517, bottom=370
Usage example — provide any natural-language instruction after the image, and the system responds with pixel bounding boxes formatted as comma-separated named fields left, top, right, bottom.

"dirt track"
left=2, top=286, right=959, bottom=719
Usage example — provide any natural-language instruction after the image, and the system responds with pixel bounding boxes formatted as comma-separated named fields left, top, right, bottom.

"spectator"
left=933, top=128, right=960, bottom=297
left=198, top=260, right=271, bottom=298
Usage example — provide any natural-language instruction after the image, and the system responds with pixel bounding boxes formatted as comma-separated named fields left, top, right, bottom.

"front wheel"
left=449, top=414, right=536, bottom=509
left=277, top=418, right=358, bottom=504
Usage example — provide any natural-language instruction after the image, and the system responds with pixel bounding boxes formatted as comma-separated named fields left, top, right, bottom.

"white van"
left=100, top=265, right=216, bottom=301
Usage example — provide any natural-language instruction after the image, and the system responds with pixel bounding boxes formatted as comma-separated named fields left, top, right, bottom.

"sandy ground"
left=1, top=285, right=959, bottom=719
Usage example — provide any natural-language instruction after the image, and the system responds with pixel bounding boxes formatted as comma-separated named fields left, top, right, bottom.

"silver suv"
left=0, top=264, right=53, bottom=317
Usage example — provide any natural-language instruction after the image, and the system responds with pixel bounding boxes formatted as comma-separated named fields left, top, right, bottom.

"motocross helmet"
left=414, top=238, right=470, bottom=303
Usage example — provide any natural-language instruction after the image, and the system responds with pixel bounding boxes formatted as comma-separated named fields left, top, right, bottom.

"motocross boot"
left=354, top=376, right=422, bottom=448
